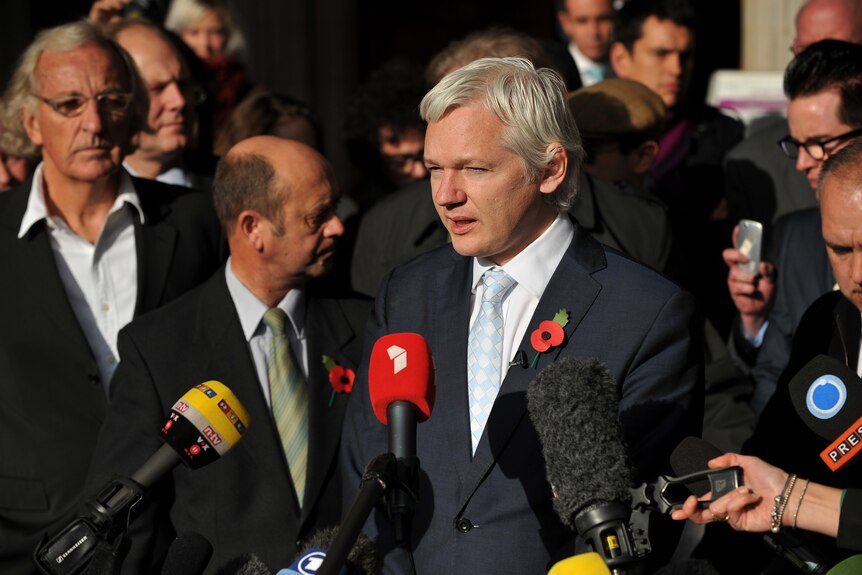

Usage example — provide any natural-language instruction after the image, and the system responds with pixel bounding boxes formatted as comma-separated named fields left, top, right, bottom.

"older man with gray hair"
left=341, top=57, right=703, bottom=574
left=0, top=20, right=222, bottom=575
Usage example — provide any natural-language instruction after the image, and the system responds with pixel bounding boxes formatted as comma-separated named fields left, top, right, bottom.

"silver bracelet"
left=771, top=473, right=797, bottom=533
left=792, top=478, right=810, bottom=530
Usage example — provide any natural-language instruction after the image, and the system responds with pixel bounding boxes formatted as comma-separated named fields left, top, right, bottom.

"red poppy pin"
left=529, top=309, right=570, bottom=368
left=322, top=355, right=355, bottom=406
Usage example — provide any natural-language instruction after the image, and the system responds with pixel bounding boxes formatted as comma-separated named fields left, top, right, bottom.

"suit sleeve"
left=618, top=290, right=705, bottom=481
left=85, top=328, right=176, bottom=574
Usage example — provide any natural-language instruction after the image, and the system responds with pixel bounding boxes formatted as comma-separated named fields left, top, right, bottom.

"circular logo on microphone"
left=297, top=550, right=326, bottom=574
left=806, top=374, right=847, bottom=419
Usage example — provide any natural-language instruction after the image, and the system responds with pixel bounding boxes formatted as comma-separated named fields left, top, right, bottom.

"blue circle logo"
left=806, top=374, right=847, bottom=419
left=297, top=550, right=327, bottom=574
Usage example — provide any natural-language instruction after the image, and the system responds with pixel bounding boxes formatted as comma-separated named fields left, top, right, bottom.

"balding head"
left=794, top=0, right=862, bottom=54
left=214, top=136, right=343, bottom=301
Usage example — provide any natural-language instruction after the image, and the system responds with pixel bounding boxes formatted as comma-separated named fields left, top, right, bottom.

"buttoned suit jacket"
left=0, top=178, right=224, bottom=575
left=86, top=269, right=371, bottom=574
left=341, top=221, right=704, bottom=574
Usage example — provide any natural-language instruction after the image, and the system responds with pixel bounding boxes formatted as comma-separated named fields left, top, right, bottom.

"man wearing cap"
left=567, top=78, right=675, bottom=274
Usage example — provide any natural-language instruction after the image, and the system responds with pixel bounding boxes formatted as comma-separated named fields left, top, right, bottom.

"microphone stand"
left=317, top=453, right=399, bottom=575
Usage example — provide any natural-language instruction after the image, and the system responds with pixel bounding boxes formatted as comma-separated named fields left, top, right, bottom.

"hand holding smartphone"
left=736, top=219, right=763, bottom=276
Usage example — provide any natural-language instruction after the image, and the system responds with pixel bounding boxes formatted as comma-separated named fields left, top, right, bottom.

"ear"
left=557, top=10, right=573, bottom=38
left=609, top=43, right=632, bottom=78
left=236, top=209, right=266, bottom=252
left=23, top=108, right=43, bottom=147
left=631, top=141, right=660, bottom=175
left=539, top=144, right=568, bottom=195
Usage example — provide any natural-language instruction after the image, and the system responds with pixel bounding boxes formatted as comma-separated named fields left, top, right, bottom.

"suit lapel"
left=459, top=226, right=606, bottom=508
left=134, top=180, right=178, bottom=316
left=302, top=297, right=358, bottom=525
left=433, top=254, right=475, bottom=486
left=1, top=186, right=93, bottom=360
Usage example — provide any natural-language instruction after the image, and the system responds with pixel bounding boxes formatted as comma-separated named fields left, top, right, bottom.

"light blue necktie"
left=262, top=308, right=308, bottom=507
left=467, top=268, right=516, bottom=454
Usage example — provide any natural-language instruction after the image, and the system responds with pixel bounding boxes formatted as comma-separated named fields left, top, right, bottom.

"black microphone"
left=301, top=527, right=380, bottom=575
left=158, top=532, right=214, bottom=575
left=527, top=357, right=646, bottom=574
left=671, top=437, right=829, bottom=575
left=213, top=554, right=272, bottom=575
left=787, top=354, right=862, bottom=472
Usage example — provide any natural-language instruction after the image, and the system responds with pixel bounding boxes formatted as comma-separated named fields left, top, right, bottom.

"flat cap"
left=567, top=78, right=666, bottom=140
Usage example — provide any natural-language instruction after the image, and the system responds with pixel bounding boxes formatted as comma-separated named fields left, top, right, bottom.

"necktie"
left=467, top=268, right=516, bottom=454
left=263, top=308, right=309, bottom=506
left=584, top=65, right=605, bottom=86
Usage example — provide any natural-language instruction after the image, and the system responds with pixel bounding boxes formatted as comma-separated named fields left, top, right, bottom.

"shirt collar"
left=18, top=164, right=144, bottom=238
left=471, top=212, right=574, bottom=299
left=225, top=258, right=306, bottom=341
left=568, top=43, right=602, bottom=74
left=123, top=161, right=193, bottom=188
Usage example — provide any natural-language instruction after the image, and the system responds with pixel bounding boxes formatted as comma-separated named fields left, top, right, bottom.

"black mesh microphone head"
left=160, top=532, right=214, bottom=575
left=669, top=436, right=723, bottom=496
left=303, top=527, right=381, bottom=575
left=526, top=357, right=633, bottom=530
left=212, top=554, right=271, bottom=575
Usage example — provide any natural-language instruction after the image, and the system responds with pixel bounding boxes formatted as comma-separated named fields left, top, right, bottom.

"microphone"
left=272, top=527, right=379, bottom=575
left=34, top=381, right=250, bottom=575
left=158, top=532, right=214, bottom=575
left=787, top=355, right=862, bottom=472
left=670, top=437, right=829, bottom=575
left=548, top=552, right=612, bottom=574
left=527, top=357, right=646, bottom=574
left=367, top=333, right=435, bottom=543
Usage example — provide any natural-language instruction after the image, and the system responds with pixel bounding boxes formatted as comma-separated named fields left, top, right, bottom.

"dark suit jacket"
left=86, top=269, right=371, bottom=574
left=748, top=208, right=834, bottom=413
left=342, top=222, right=704, bottom=574
left=0, top=178, right=224, bottom=575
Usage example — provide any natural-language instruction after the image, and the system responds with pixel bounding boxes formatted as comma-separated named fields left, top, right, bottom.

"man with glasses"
left=108, top=19, right=213, bottom=191
left=723, top=40, right=862, bottom=418
left=0, top=21, right=223, bottom=575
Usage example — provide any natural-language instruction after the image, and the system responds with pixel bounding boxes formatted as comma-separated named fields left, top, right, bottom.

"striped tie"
left=467, top=268, right=516, bottom=454
left=263, top=308, right=309, bottom=507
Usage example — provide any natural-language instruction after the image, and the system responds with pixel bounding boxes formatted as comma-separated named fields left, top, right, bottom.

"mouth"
left=447, top=216, right=477, bottom=235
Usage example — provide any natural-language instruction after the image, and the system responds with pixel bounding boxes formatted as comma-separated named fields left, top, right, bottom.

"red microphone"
left=367, top=333, right=435, bottom=543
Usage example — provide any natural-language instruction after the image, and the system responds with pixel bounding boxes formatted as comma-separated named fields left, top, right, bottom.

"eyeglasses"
left=37, top=92, right=133, bottom=118
left=778, top=128, right=862, bottom=160
left=383, top=150, right=424, bottom=172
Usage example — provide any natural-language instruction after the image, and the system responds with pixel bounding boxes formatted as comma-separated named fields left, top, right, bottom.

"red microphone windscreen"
left=368, top=333, right=435, bottom=425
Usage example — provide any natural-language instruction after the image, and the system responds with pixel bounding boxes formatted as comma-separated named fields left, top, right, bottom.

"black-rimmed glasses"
left=778, top=127, right=862, bottom=160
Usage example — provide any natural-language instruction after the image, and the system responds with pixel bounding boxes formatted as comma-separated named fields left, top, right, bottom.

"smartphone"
left=737, top=219, right=763, bottom=275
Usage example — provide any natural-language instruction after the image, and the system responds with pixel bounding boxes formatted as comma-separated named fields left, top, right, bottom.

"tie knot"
left=480, top=269, right=515, bottom=303
left=262, top=307, right=288, bottom=335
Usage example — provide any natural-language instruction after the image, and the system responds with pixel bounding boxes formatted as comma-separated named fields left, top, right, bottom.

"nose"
left=80, top=97, right=104, bottom=134
left=433, top=171, right=465, bottom=207
left=850, top=251, right=862, bottom=286
left=667, top=52, right=682, bottom=77
left=795, top=147, right=819, bottom=176
left=324, top=213, right=345, bottom=238
left=409, top=160, right=428, bottom=181
left=163, top=81, right=188, bottom=111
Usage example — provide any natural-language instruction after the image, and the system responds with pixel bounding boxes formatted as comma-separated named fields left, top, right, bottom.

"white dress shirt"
left=568, top=43, right=612, bottom=87
left=225, top=259, right=309, bottom=407
left=469, top=213, right=574, bottom=388
left=18, top=164, right=142, bottom=390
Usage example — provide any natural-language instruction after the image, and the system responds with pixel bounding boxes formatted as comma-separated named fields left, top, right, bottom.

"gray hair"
left=0, top=19, right=149, bottom=159
left=420, top=57, right=582, bottom=211
left=164, top=0, right=246, bottom=58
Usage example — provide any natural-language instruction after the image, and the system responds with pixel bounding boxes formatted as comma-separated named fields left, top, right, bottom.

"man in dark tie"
left=86, top=136, right=371, bottom=573
left=341, top=56, right=703, bottom=574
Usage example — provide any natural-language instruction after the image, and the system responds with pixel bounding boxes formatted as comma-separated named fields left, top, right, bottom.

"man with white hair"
left=342, top=57, right=703, bottom=574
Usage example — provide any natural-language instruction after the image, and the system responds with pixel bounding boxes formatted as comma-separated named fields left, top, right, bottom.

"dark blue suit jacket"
left=342, top=221, right=704, bottom=574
